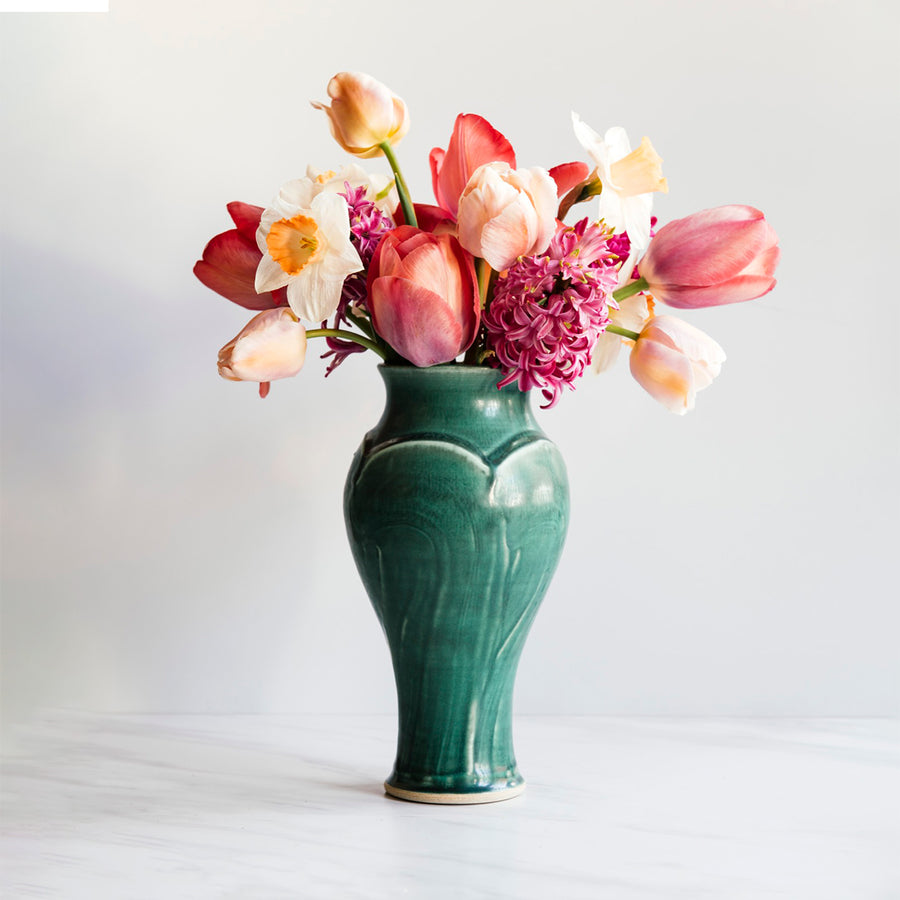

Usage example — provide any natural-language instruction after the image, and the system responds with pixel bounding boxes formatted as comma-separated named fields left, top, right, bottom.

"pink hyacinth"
left=484, top=219, right=619, bottom=408
left=321, top=184, right=394, bottom=375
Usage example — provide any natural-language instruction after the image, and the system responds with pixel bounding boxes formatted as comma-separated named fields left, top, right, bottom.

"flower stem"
left=306, top=328, right=388, bottom=359
left=606, top=324, right=641, bottom=342
left=612, top=277, right=649, bottom=303
left=476, top=258, right=494, bottom=308
left=379, top=141, right=417, bottom=228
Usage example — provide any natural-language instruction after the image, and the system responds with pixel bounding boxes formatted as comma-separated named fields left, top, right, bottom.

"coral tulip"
left=311, top=72, right=409, bottom=159
left=638, top=205, right=780, bottom=308
left=367, top=226, right=479, bottom=367
left=457, top=162, right=558, bottom=271
left=218, top=308, right=307, bottom=395
left=629, top=315, right=726, bottom=414
left=429, top=114, right=517, bottom=219
left=193, top=203, right=287, bottom=311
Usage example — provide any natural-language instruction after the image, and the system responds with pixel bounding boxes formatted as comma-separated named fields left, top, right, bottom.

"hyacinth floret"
left=484, top=218, right=619, bottom=408
left=322, top=184, right=394, bottom=374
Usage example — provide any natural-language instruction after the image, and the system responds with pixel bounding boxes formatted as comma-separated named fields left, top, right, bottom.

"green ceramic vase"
left=344, top=365, right=569, bottom=804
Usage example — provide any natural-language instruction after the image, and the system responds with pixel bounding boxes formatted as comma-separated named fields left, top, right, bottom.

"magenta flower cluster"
left=483, top=219, right=620, bottom=407
left=322, top=184, right=395, bottom=374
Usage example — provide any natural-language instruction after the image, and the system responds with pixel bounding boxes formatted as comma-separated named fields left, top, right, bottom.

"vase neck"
left=373, top=365, right=540, bottom=449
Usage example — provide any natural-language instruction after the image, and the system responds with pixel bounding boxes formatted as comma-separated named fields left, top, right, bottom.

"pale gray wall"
left=2, top=0, right=898, bottom=743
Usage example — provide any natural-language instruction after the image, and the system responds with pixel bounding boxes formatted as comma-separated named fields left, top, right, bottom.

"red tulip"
left=638, top=205, right=780, bottom=308
left=547, top=161, right=591, bottom=198
left=194, top=202, right=287, bottom=310
left=367, top=227, right=480, bottom=367
left=429, top=114, right=517, bottom=219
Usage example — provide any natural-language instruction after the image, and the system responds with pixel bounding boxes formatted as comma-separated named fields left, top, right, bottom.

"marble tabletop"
left=1, top=713, right=898, bottom=898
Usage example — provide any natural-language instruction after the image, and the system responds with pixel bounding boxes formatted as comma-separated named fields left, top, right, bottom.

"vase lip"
left=378, top=363, right=502, bottom=380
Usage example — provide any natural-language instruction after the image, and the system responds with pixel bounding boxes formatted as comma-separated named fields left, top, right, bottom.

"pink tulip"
left=311, top=72, right=409, bottom=159
left=194, top=203, right=287, bottom=310
left=457, top=162, right=558, bottom=271
left=429, top=114, right=517, bottom=219
left=629, top=315, right=726, bottom=414
left=218, top=308, right=307, bottom=398
left=639, top=205, right=780, bottom=308
left=367, top=226, right=480, bottom=367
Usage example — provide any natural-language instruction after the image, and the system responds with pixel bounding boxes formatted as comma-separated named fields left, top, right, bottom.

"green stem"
left=346, top=308, right=378, bottom=341
left=379, top=141, right=417, bottom=228
left=476, top=258, right=493, bottom=308
left=306, top=328, right=387, bottom=359
left=606, top=324, right=641, bottom=342
left=612, top=277, right=649, bottom=303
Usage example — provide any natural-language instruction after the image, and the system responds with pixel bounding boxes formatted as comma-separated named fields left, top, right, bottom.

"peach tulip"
left=629, top=315, right=726, bottom=414
left=367, top=226, right=479, bottom=367
left=457, top=162, right=558, bottom=271
left=311, top=72, right=409, bottom=159
left=638, top=205, right=780, bottom=308
left=218, top=308, right=307, bottom=397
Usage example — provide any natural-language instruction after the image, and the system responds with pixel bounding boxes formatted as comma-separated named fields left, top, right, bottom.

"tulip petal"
left=217, top=308, right=307, bottom=384
left=370, top=276, right=465, bottom=367
left=227, top=202, right=265, bottom=243
left=630, top=337, right=695, bottom=414
left=195, top=230, right=284, bottom=310
left=655, top=275, right=777, bottom=308
left=434, top=114, right=516, bottom=217
left=548, top=161, right=591, bottom=198
left=477, top=200, right=532, bottom=271
left=429, top=146, right=446, bottom=210
left=643, top=206, right=768, bottom=287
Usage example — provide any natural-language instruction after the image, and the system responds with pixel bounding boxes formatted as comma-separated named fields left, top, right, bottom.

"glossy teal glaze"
left=344, top=366, right=569, bottom=803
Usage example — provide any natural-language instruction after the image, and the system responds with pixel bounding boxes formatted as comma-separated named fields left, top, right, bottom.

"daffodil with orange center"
left=255, top=181, right=363, bottom=323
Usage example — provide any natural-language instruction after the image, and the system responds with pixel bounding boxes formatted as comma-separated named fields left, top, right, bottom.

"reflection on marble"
left=1, top=714, right=898, bottom=898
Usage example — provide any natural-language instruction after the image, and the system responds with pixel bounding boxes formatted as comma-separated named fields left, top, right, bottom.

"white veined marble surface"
left=1, top=713, right=898, bottom=899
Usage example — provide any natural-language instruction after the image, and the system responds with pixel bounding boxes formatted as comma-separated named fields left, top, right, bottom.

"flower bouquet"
left=195, top=71, right=779, bottom=412
left=194, top=73, right=780, bottom=804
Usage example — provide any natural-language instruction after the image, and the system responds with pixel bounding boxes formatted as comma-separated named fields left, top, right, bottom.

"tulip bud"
left=629, top=315, right=725, bottom=414
left=639, top=205, right=780, bottom=308
left=311, top=72, right=410, bottom=159
left=367, top=226, right=480, bottom=367
left=457, top=162, right=558, bottom=271
left=218, top=308, right=307, bottom=392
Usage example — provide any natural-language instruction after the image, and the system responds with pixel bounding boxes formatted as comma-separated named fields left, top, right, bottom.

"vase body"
left=344, top=365, right=569, bottom=803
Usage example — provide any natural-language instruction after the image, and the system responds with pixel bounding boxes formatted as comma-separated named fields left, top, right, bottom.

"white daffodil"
left=304, top=163, right=398, bottom=218
left=255, top=183, right=363, bottom=323
left=572, top=113, right=667, bottom=285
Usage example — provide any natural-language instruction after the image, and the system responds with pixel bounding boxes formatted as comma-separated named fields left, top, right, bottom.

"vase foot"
left=383, top=781, right=526, bottom=805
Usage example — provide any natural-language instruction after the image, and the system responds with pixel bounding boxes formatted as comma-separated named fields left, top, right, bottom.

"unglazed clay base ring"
left=384, top=782, right=526, bottom=805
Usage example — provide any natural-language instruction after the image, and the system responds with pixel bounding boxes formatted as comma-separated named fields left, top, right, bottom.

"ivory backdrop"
left=1, top=0, right=898, bottom=744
